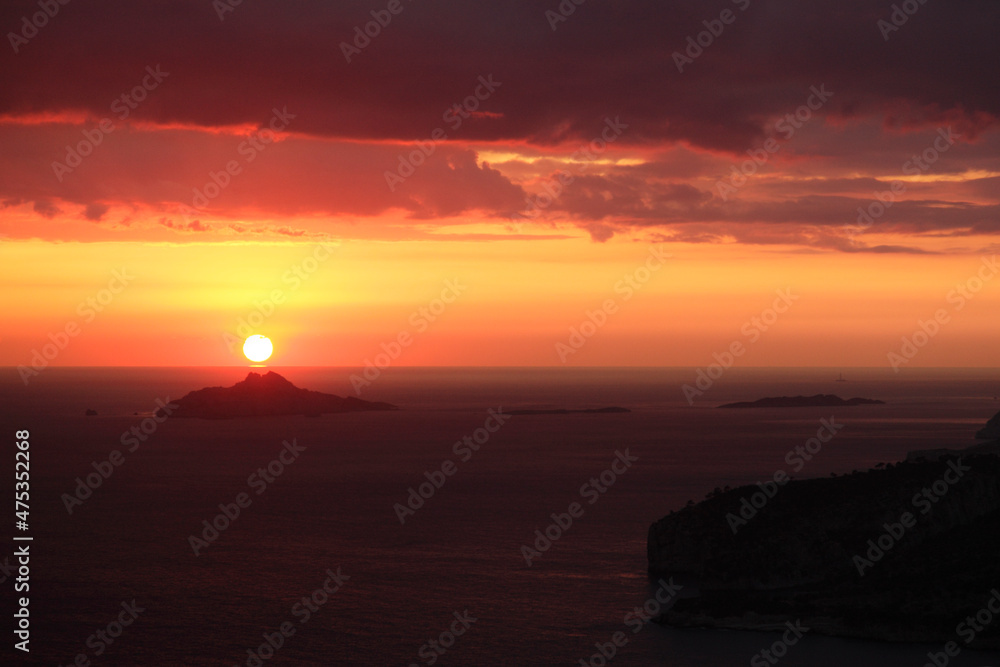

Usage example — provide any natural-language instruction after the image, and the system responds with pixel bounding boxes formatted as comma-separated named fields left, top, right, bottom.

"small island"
left=718, top=394, right=884, bottom=409
left=161, top=371, right=397, bottom=419
left=507, top=407, right=630, bottom=415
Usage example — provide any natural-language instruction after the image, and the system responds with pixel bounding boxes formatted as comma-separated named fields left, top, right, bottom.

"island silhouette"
left=507, top=407, right=630, bottom=415
left=160, top=371, right=397, bottom=419
left=719, top=394, right=884, bottom=409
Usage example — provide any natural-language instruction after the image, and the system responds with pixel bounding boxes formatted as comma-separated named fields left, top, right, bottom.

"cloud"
left=160, top=218, right=211, bottom=233
left=0, top=124, right=526, bottom=220
left=1, top=0, right=997, bottom=252
left=0, top=0, right=996, bottom=151
left=84, top=202, right=109, bottom=221
left=31, top=198, right=59, bottom=218
left=847, top=244, right=937, bottom=254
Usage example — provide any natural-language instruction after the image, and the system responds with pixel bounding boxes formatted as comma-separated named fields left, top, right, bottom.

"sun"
left=243, top=335, right=273, bottom=363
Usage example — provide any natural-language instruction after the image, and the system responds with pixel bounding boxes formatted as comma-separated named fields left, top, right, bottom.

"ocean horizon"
left=3, top=366, right=999, bottom=665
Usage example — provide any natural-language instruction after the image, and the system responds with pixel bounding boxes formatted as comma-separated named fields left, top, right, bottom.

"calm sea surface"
left=2, top=367, right=999, bottom=665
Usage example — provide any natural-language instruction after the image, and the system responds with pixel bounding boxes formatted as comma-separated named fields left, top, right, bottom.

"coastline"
left=648, top=428, right=1000, bottom=647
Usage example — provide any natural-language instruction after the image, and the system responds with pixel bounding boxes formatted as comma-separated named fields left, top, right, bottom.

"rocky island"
left=161, top=371, right=397, bottom=419
left=719, top=394, right=885, bottom=409
left=647, top=409, right=1000, bottom=646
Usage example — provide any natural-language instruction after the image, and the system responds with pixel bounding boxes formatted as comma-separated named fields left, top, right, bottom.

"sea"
left=2, top=366, right=999, bottom=666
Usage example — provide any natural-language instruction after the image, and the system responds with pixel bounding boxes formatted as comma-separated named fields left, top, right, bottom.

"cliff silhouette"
left=977, top=409, right=1000, bottom=440
left=647, top=410, right=1000, bottom=645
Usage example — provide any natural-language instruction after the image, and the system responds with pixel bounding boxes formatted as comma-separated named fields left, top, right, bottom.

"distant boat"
left=835, top=373, right=847, bottom=382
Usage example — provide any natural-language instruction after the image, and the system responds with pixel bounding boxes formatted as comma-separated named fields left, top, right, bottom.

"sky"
left=1, top=0, right=998, bottom=368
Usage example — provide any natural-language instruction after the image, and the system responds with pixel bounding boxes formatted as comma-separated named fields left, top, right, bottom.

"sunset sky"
left=2, top=0, right=998, bottom=368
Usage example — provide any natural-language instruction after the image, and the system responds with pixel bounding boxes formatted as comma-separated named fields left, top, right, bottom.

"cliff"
left=647, top=450, right=1000, bottom=643
left=977, top=409, right=1000, bottom=440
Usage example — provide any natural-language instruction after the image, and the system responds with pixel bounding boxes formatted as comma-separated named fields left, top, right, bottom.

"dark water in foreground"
left=2, top=367, right=999, bottom=666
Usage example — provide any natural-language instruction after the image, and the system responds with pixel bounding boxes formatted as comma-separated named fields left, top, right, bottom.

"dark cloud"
left=83, top=202, right=108, bottom=220
left=1, top=0, right=997, bottom=151
left=31, top=198, right=58, bottom=217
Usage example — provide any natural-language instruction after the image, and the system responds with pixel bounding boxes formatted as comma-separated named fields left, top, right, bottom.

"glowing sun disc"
left=243, top=335, right=273, bottom=362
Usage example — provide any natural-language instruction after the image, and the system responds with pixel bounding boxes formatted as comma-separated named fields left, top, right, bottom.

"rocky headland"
left=647, top=409, right=1000, bottom=646
left=977, top=411, right=1000, bottom=440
